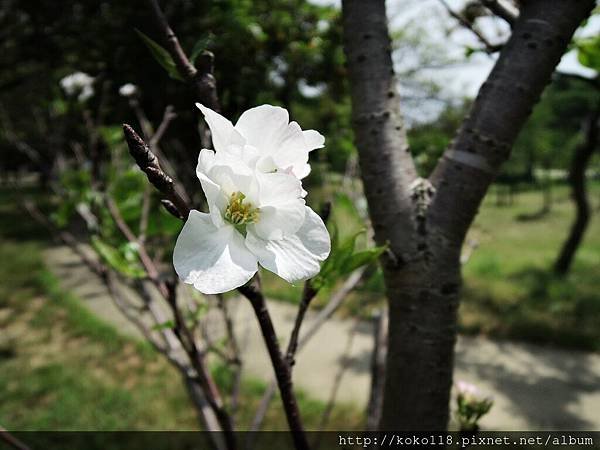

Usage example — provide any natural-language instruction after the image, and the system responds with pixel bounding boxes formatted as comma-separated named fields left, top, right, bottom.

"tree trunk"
left=554, top=106, right=599, bottom=275
left=341, top=0, right=594, bottom=430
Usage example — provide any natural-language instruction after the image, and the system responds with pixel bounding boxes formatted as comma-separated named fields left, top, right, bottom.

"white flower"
left=173, top=149, right=330, bottom=294
left=59, top=71, right=95, bottom=102
left=196, top=103, right=325, bottom=179
left=119, top=83, right=138, bottom=98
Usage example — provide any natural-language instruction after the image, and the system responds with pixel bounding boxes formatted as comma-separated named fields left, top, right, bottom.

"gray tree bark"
left=342, top=0, right=594, bottom=430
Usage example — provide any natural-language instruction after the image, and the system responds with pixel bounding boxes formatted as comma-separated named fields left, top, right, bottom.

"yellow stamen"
left=224, top=192, right=260, bottom=225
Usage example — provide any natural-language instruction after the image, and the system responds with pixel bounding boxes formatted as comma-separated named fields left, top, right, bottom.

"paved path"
left=44, top=245, right=600, bottom=431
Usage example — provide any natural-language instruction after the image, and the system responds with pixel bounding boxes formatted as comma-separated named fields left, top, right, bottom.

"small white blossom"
left=119, top=83, right=138, bottom=98
left=456, top=380, right=479, bottom=397
left=59, top=71, right=95, bottom=102
left=196, top=103, right=325, bottom=179
left=173, top=139, right=330, bottom=294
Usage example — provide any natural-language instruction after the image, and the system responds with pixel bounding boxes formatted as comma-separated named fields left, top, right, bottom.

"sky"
left=309, top=0, right=599, bottom=99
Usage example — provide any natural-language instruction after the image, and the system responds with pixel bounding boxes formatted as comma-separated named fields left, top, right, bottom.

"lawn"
left=0, top=187, right=364, bottom=432
left=461, top=182, right=600, bottom=350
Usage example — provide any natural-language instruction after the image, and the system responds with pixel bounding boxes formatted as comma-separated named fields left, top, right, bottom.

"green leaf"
left=91, top=236, right=146, bottom=278
left=135, top=29, right=184, bottom=81
left=99, top=125, right=124, bottom=146
left=189, top=35, right=214, bottom=65
left=152, top=320, right=175, bottom=331
left=576, top=35, right=600, bottom=72
left=465, top=46, right=476, bottom=58
left=341, top=244, right=387, bottom=274
left=333, top=193, right=360, bottom=222
left=120, top=241, right=140, bottom=263
left=51, top=200, right=76, bottom=228
left=186, top=302, right=208, bottom=323
left=333, top=229, right=365, bottom=272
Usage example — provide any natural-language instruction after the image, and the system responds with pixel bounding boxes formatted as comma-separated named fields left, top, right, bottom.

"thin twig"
left=247, top=267, right=367, bottom=435
left=438, top=0, right=502, bottom=53
left=238, top=277, right=310, bottom=450
left=284, top=201, right=331, bottom=368
left=314, top=318, right=360, bottom=444
left=165, top=283, right=236, bottom=450
left=366, top=307, right=388, bottom=431
left=145, top=0, right=220, bottom=110
left=139, top=184, right=152, bottom=244
left=24, top=201, right=106, bottom=276
left=216, top=294, right=243, bottom=422
left=285, top=281, right=318, bottom=368
left=105, top=196, right=170, bottom=298
left=150, top=105, right=177, bottom=148
left=480, top=0, right=517, bottom=26
left=129, top=100, right=180, bottom=178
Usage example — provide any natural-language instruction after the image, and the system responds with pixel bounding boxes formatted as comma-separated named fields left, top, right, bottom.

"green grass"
left=0, top=186, right=364, bottom=431
left=460, top=183, right=600, bottom=350
left=0, top=247, right=200, bottom=430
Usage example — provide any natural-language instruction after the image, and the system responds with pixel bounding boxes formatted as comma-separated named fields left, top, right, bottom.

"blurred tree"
left=553, top=31, right=600, bottom=275
left=0, top=0, right=349, bottom=188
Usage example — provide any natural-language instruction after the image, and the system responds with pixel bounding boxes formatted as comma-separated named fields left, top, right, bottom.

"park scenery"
left=1, top=0, right=599, bottom=449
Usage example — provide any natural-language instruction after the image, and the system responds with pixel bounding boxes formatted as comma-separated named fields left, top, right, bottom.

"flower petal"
left=196, top=103, right=245, bottom=152
left=303, top=129, right=325, bottom=150
left=234, top=105, right=289, bottom=154
left=197, top=148, right=259, bottom=205
left=256, top=171, right=304, bottom=206
left=246, top=206, right=330, bottom=283
left=173, top=210, right=258, bottom=294
left=250, top=172, right=306, bottom=240
left=262, top=120, right=325, bottom=179
left=196, top=149, right=228, bottom=226
left=249, top=203, right=305, bottom=241
left=248, top=171, right=306, bottom=240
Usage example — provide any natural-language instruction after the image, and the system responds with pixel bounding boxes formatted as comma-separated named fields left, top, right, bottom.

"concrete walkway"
left=44, top=245, right=600, bottom=431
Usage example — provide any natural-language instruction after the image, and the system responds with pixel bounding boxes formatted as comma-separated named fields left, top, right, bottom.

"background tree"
left=553, top=33, right=600, bottom=274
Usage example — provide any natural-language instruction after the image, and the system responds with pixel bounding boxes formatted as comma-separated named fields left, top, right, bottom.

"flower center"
left=224, top=192, right=259, bottom=226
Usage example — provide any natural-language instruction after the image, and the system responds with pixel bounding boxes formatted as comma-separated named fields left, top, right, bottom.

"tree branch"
left=145, top=0, right=220, bottom=110
left=429, top=0, right=596, bottom=244
left=285, top=282, right=317, bottom=368
left=123, top=124, right=190, bottom=219
left=341, top=0, right=418, bottom=263
left=314, top=318, right=360, bottom=439
left=366, top=307, right=388, bottom=431
left=247, top=267, right=366, bottom=435
left=238, top=277, right=309, bottom=450
left=216, top=294, right=243, bottom=423
left=438, top=0, right=503, bottom=53
left=105, top=196, right=170, bottom=297
left=480, top=0, right=518, bottom=27
left=165, top=283, right=236, bottom=449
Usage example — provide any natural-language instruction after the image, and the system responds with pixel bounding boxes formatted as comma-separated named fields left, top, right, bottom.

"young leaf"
left=341, top=244, right=387, bottom=274
left=91, top=236, right=146, bottom=278
left=135, top=29, right=184, bottom=82
left=189, top=35, right=214, bottom=65
left=152, top=320, right=175, bottom=331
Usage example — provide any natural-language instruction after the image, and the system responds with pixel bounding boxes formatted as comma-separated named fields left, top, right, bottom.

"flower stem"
left=239, top=278, right=310, bottom=450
